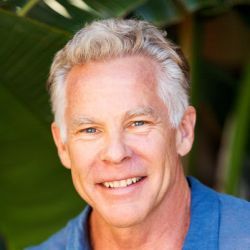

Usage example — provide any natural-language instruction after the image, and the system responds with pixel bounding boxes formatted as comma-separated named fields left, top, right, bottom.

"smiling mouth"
left=102, top=177, right=144, bottom=188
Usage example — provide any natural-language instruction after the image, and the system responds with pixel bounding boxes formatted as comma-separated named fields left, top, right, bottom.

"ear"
left=176, top=106, right=196, bottom=156
left=51, top=122, right=71, bottom=169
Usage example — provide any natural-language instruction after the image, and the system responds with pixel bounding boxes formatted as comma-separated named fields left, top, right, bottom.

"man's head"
left=48, top=19, right=190, bottom=142
left=48, top=19, right=196, bottom=228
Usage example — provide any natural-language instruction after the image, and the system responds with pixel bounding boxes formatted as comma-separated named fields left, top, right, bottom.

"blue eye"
left=133, top=121, right=145, bottom=126
left=84, top=127, right=97, bottom=133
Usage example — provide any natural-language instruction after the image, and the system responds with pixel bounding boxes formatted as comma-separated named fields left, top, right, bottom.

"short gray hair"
left=48, top=19, right=190, bottom=142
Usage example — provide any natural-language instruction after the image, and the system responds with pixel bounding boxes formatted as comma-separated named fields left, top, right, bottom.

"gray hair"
left=48, top=19, right=190, bottom=142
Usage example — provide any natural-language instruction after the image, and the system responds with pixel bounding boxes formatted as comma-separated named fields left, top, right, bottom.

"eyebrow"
left=125, top=107, right=158, bottom=119
left=71, top=116, right=97, bottom=127
left=70, top=107, right=158, bottom=127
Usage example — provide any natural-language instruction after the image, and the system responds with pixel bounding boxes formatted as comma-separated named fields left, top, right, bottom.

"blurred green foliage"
left=0, top=0, right=249, bottom=249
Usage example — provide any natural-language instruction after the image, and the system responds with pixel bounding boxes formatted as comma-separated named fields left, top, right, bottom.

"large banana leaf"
left=0, top=9, right=84, bottom=250
left=1, top=0, right=148, bottom=32
left=83, top=0, right=147, bottom=17
left=26, top=1, right=99, bottom=32
left=135, top=0, right=183, bottom=26
left=1, top=0, right=249, bottom=32
left=218, top=62, right=250, bottom=195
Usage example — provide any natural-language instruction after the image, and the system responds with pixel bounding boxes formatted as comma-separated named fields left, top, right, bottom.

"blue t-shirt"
left=27, top=177, right=250, bottom=249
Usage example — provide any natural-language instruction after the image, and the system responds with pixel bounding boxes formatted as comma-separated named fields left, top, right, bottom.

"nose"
left=100, top=134, right=132, bottom=164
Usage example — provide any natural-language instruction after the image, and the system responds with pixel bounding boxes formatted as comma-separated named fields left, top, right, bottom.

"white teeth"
left=103, top=177, right=142, bottom=188
left=103, top=182, right=110, bottom=188
left=127, top=178, right=132, bottom=185
left=113, top=181, right=119, bottom=188
left=120, top=180, right=127, bottom=187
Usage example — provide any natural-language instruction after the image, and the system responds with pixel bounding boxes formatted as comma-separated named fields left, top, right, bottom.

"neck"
left=90, top=168, right=190, bottom=250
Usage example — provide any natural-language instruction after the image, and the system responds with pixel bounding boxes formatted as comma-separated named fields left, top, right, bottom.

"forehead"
left=64, top=55, right=166, bottom=120
left=66, top=55, right=159, bottom=92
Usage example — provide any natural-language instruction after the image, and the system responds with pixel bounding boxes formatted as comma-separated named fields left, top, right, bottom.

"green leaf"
left=83, top=0, right=147, bottom=17
left=27, top=1, right=98, bottom=32
left=179, top=0, right=220, bottom=12
left=0, top=9, right=84, bottom=249
left=218, top=62, right=250, bottom=195
left=2, top=0, right=148, bottom=30
left=135, top=0, right=183, bottom=26
left=197, top=0, right=250, bottom=16
left=0, top=8, right=70, bottom=124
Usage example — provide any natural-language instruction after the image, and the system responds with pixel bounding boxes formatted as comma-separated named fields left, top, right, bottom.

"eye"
left=127, top=120, right=152, bottom=134
left=81, top=127, right=97, bottom=134
left=132, top=121, right=145, bottom=127
left=74, top=126, right=101, bottom=140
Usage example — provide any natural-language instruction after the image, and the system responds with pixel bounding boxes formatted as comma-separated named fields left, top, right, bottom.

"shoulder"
left=218, top=191, right=250, bottom=219
left=25, top=226, right=68, bottom=250
left=188, top=176, right=250, bottom=249
left=218, top=192, right=250, bottom=248
left=188, top=176, right=250, bottom=216
left=25, top=206, right=91, bottom=250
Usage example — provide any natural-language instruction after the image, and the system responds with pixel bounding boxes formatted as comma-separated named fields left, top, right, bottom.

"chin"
left=105, top=215, right=143, bottom=228
left=100, top=204, right=148, bottom=228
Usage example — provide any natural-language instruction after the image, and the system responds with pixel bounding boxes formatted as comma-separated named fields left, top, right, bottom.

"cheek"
left=68, top=141, right=99, bottom=166
left=67, top=141, right=101, bottom=187
left=70, top=168, right=95, bottom=206
left=131, top=132, right=178, bottom=178
left=128, top=132, right=170, bottom=159
left=68, top=142, right=98, bottom=202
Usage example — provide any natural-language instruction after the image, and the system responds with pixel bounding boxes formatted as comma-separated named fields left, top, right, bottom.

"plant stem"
left=223, top=62, right=250, bottom=195
left=17, top=0, right=40, bottom=17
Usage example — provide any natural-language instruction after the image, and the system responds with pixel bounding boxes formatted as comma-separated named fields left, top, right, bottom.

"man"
left=28, top=19, right=250, bottom=249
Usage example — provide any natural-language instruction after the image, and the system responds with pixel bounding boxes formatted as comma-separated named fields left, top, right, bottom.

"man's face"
left=54, top=56, right=184, bottom=227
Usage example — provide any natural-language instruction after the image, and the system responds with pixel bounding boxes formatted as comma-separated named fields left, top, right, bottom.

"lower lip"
left=97, top=177, right=146, bottom=196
